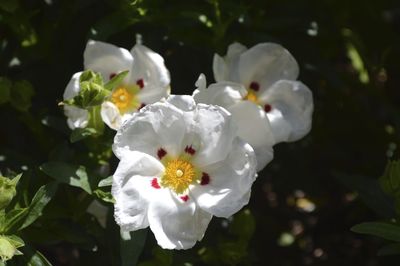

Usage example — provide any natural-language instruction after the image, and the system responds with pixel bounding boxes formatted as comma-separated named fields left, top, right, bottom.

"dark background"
left=1, top=0, right=400, bottom=265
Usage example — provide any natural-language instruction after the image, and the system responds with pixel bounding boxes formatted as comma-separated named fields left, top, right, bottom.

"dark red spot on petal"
left=264, top=104, right=272, bottom=113
left=249, top=81, right=260, bottom=91
left=151, top=178, right=160, bottom=189
left=180, top=195, right=189, bottom=202
left=184, top=145, right=196, bottom=155
left=157, top=148, right=167, bottom=160
left=201, top=173, right=210, bottom=185
left=138, top=103, right=146, bottom=110
left=136, top=79, right=144, bottom=89
left=109, top=73, right=117, bottom=80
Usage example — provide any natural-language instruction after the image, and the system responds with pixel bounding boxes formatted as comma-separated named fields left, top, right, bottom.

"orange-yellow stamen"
left=110, top=85, right=141, bottom=114
left=244, top=90, right=260, bottom=105
left=161, top=159, right=198, bottom=194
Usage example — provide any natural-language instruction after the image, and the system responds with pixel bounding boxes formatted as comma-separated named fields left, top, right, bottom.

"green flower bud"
left=0, top=236, right=16, bottom=262
left=0, top=175, right=20, bottom=210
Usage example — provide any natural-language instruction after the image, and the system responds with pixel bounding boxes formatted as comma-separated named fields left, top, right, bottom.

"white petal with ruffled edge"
left=147, top=188, right=213, bottom=249
left=84, top=40, right=133, bottom=82
left=190, top=138, right=257, bottom=217
left=112, top=150, right=164, bottom=232
left=259, top=80, right=313, bottom=143
left=100, top=101, right=123, bottom=130
left=113, top=100, right=186, bottom=159
left=213, top=42, right=247, bottom=82
left=238, top=43, right=299, bottom=90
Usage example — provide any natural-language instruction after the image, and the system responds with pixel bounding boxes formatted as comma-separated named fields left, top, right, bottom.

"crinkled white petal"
left=195, top=73, right=207, bottom=91
left=147, top=189, right=213, bottom=249
left=190, top=104, right=236, bottom=167
left=112, top=150, right=164, bottom=232
left=238, top=43, right=299, bottom=90
left=165, top=94, right=196, bottom=112
left=190, top=138, right=257, bottom=217
left=213, top=42, right=247, bottom=82
left=253, top=144, right=274, bottom=172
left=193, top=81, right=247, bottom=109
left=113, top=101, right=186, bottom=159
left=130, top=44, right=170, bottom=89
left=64, top=106, right=89, bottom=129
left=136, top=85, right=169, bottom=105
left=260, top=80, right=313, bottom=143
left=63, top=72, right=82, bottom=99
left=84, top=40, right=133, bottom=82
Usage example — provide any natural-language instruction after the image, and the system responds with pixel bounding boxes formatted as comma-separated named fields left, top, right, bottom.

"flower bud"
left=0, top=236, right=16, bottom=262
left=0, top=175, right=20, bottom=210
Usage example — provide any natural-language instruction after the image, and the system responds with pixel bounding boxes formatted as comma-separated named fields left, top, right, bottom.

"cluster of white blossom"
left=63, top=40, right=313, bottom=250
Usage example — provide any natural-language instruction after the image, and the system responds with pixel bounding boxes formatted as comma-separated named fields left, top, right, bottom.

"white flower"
left=63, top=40, right=170, bottom=130
left=112, top=95, right=258, bottom=250
left=194, top=43, right=313, bottom=170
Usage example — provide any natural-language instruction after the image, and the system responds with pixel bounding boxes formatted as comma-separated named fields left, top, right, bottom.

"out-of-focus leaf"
left=98, top=176, right=113, bottom=187
left=10, top=80, right=34, bottom=112
left=20, top=182, right=58, bottom=230
left=334, top=173, right=395, bottom=218
left=351, top=222, right=400, bottom=242
left=139, top=246, right=173, bottom=266
left=229, top=209, right=255, bottom=240
left=0, top=77, right=11, bottom=105
left=120, top=229, right=148, bottom=266
left=40, top=162, right=92, bottom=194
left=70, top=127, right=98, bottom=143
left=93, top=189, right=114, bottom=203
left=378, top=243, right=400, bottom=256
left=87, top=106, right=104, bottom=135
left=20, top=245, right=53, bottom=266
left=0, top=0, right=19, bottom=13
left=379, top=160, right=400, bottom=197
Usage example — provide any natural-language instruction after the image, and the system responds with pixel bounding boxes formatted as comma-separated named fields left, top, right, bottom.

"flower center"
left=110, top=85, right=141, bottom=114
left=161, top=159, right=198, bottom=194
left=244, top=90, right=260, bottom=105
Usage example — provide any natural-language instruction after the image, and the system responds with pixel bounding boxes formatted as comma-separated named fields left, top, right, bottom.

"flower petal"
left=112, top=150, right=164, bottom=232
left=84, top=40, right=133, bottom=82
left=165, top=95, right=196, bottom=112
left=147, top=189, right=213, bottom=249
left=193, top=81, right=247, bottom=109
left=101, top=101, right=123, bottom=130
left=130, top=44, right=170, bottom=89
left=238, top=43, right=299, bottom=90
left=64, top=106, right=89, bottom=129
left=63, top=72, right=82, bottom=99
left=190, top=138, right=257, bottom=217
left=213, top=42, right=247, bottom=82
left=113, top=101, right=186, bottom=159
left=259, top=80, right=313, bottom=143
left=190, top=104, right=237, bottom=167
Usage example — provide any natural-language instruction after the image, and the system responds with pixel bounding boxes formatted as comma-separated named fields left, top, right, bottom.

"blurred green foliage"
left=0, top=0, right=400, bottom=265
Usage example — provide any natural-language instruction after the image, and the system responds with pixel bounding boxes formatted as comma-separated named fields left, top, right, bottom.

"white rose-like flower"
left=112, top=95, right=259, bottom=250
left=194, top=43, right=313, bottom=170
left=63, top=40, right=170, bottom=130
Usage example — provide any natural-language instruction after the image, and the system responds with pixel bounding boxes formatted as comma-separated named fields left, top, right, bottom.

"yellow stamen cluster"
left=110, top=85, right=140, bottom=114
left=244, top=90, right=260, bottom=105
left=161, top=159, right=198, bottom=194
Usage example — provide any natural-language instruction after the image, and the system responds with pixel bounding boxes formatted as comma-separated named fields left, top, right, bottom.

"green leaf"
left=0, top=77, right=11, bottom=105
left=351, top=222, right=400, bottom=242
left=79, top=70, right=104, bottom=85
left=20, top=182, right=58, bottom=230
left=0, top=0, right=19, bottom=13
left=0, top=235, right=21, bottom=262
left=98, top=176, right=113, bottom=187
left=104, top=70, right=129, bottom=91
left=378, top=243, right=400, bottom=256
left=20, top=245, right=53, bottom=266
left=379, top=160, right=400, bottom=197
left=334, top=173, right=395, bottom=218
left=40, top=162, right=92, bottom=194
left=93, top=189, right=115, bottom=204
left=0, top=174, right=21, bottom=210
left=120, top=229, right=148, bottom=266
left=0, top=208, right=28, bottom=234
left=10, top=80, right=35, bottom=112
left=229, top=209, right=255, bottom=240
left=70, top=127, right=98, bottom=143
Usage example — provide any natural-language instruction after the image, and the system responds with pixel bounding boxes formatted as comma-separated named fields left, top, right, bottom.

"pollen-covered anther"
left=184, top=145, right=196, bottom=155
left=161, top=159, right=196, bottom=194
left=157, top=148, right=167, bottom=159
